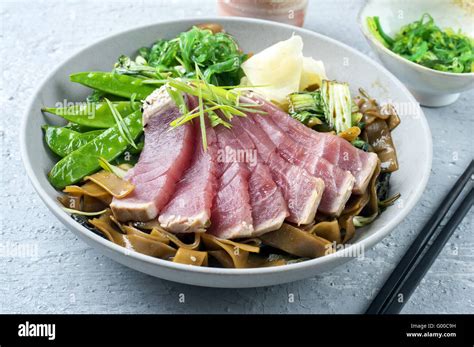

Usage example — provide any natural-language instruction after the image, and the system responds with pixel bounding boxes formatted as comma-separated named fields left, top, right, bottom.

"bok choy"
left=288, top=79, right=353, bottom=133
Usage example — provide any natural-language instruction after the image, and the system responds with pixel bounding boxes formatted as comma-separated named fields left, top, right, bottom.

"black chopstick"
left=366, top=160, right=474, bottom=314
left=382, top=187, right=473, bottom=314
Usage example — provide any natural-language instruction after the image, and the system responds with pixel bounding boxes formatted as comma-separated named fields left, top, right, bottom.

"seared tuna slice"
left=159, top=121, right=218, bottom=233
left=208, top=160, right=254, bottom=239
left=248, top=162, right=289, bottom=235
left=250, top=113, right=354, bottom=216
left=215, top=125, right=288, bottom=236
left=246, top=94, right=378, bottom=194
left=232, top=116, right=325, bottom=225
left=110, top=87, right=195, bottom=222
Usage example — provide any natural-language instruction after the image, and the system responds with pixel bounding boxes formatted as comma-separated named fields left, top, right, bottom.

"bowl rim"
left=20, top=16, right=433, bottom=277
left=357, top=0, right=474, bottom=78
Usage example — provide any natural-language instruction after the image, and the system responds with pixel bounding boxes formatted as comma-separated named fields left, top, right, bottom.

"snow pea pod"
left=42, top=101, right=139, bottom=128
left=43, top=126, right=104, bottom=157
left=65, top=123, right=98, bottom=133
left=86, top=89, right=127, bottom=103
left=70, top=72, right=155, bottom=100
left=112, top=136, right=144, bottom=166
left=48, top=110, right=143, bottom=189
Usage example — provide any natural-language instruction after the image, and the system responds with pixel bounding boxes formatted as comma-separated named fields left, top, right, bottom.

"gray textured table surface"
left=1, top=0, right=473, bottom=314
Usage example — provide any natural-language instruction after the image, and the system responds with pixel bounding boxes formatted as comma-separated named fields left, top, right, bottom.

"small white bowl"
left=358, top=0, right=474, bottom=107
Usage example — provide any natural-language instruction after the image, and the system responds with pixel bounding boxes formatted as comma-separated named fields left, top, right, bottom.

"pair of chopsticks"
left=366, top=160, right=474, bottom=314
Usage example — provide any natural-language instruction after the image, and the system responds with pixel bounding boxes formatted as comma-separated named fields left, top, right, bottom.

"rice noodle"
left=84, top=170, right=135, bottom=198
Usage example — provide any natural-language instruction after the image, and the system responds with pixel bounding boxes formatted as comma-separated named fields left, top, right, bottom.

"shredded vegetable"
left=116, top=26, right=247, bottom=86
left=367, top=14, right=473, bottom=73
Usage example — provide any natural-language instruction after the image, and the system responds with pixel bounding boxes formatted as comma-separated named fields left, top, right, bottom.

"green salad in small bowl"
left=367, top=13, right=473, bottom=74
left=359, top=0, right=474, bottom=107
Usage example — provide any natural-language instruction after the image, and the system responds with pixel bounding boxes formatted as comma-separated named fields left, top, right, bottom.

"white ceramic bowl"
left=359, top=0, right=474, bottom=107
left=21, top=17, right=432, bottom=288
